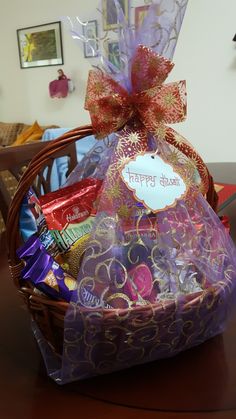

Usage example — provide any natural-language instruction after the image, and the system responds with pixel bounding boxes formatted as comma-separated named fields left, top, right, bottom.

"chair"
left=0, top=140, right=79, bottom=235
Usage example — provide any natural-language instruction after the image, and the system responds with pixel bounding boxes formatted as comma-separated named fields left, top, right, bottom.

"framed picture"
left=107, top=41, right=121, bottom=69
left=82, top=20, right=99, bottom=58
left=102, top=0, right=129, bottom=30
left=17, top=22, right=63, bottom=69
left=135, top=5, right=150, bottom=29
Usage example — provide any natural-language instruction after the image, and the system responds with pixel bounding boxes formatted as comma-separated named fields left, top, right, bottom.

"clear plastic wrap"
left=31, top=0, right=236, bottom=384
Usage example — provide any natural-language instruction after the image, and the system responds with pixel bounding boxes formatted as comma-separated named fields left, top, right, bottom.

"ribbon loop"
left=131, top=45, right=175, bottom=93
left=85, top=45, right=187, bottom=138
left=85, top=69, right=134, bottom=138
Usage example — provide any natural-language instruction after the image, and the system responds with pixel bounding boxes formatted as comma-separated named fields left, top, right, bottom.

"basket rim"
left=17, top=276, right=229, bottom=319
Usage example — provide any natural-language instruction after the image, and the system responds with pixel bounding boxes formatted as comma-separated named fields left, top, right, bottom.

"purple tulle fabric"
left=32, top=0, right=236, bottom=384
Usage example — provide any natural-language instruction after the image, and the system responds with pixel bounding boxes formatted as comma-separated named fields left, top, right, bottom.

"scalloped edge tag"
left=120, top=152, right=188, bottom=212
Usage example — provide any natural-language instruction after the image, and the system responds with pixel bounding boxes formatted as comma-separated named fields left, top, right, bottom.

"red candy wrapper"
left=39, top=178, right=102, bottom=230
left=39, top=178, right=103, bottom=277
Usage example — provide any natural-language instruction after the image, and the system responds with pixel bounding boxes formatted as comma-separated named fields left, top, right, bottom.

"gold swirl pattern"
left=56, top=2, right=236, bottom=382
left=61, top=184, right=236, bottom=381
left=62, top=272, right=234, bottom=381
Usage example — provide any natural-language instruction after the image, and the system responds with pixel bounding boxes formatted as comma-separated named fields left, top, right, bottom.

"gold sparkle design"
left=127, top=132, right=141, bottom=145
left=118, top=204, right=131, bottom=219
left=107, top=183, right=122, bottom=200
left=185, top=158, right=197, bottom=174
left=173, top=133, right=184, bottom=145
left=154, top=124, right=167, bottom=140
left=168, top=150, right=182, bottom=166
left=146, top=87, right=160, bottom=98
left=94, top=81, right=104, bottom=95
left=163, top=92, right=176, bottom=107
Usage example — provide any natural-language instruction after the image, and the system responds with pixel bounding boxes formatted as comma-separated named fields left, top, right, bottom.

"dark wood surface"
left=1, top=163, right=236, bottom=419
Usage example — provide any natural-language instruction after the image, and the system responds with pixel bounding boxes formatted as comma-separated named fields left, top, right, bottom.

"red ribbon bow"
left=85, top=45, right=187, bottom=139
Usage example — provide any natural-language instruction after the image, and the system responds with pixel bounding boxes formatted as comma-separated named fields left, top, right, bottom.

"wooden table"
left=1, top=163, right=236, bottom=419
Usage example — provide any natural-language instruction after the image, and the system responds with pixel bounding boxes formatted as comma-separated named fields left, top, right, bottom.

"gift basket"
left=7, top=0, right=236, bottom=384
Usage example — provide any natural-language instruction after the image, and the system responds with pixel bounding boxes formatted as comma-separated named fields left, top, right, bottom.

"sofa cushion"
left=20, top=123, right=59, bottom=134
left=12, top=121, right=44, bottom=146
left=0, top=122, right=24, bottom=146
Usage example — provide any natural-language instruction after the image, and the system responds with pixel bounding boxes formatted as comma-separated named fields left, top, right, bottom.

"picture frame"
left=107, top=40, right=121, bottom=69
left=82, top=20, right=99, bottom=58
left=17, top=21, right=63, bottom=69
left=135, top=5, right=150, bottom=29
left=102, top=0, right=129, bottom=31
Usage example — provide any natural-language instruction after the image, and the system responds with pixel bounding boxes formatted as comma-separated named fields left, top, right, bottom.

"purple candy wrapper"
left=21, top=246, right=77, bottom=302
left=17, top=234, right=44, bottom=260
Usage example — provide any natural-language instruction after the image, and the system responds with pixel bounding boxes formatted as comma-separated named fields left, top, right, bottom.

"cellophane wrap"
left=33, top=0, right=236, bottom=384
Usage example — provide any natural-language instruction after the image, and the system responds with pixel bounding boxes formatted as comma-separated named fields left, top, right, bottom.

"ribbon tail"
left=135, top=80, right=187, bottom=132
left=98, top=124, right=148, bottom=215
left=131, top=46, right=175, bottom=93
left=164, top=126, right=209, bottom=196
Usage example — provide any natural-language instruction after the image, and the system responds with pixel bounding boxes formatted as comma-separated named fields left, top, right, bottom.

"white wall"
left=0, top=0, right=95, bottom=128
left=0, top=0, right=236, bottom=162
left=170, top=0, right=236, bottom=162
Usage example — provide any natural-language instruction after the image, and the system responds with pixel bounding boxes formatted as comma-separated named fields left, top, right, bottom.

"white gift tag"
left=121, top=153, right=188, bottom=212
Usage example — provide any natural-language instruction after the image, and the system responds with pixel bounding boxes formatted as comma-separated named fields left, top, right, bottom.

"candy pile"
left=17, top=174, right=204, bottom=306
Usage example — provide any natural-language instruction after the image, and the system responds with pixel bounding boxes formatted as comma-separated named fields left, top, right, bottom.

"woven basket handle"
left=6, top=124, right=217, bottom=268
left=7, top=125, right=94, bottom=265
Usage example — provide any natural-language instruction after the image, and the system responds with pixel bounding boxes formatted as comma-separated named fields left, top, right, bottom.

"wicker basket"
left=7, top=125, right=227, bottom=369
